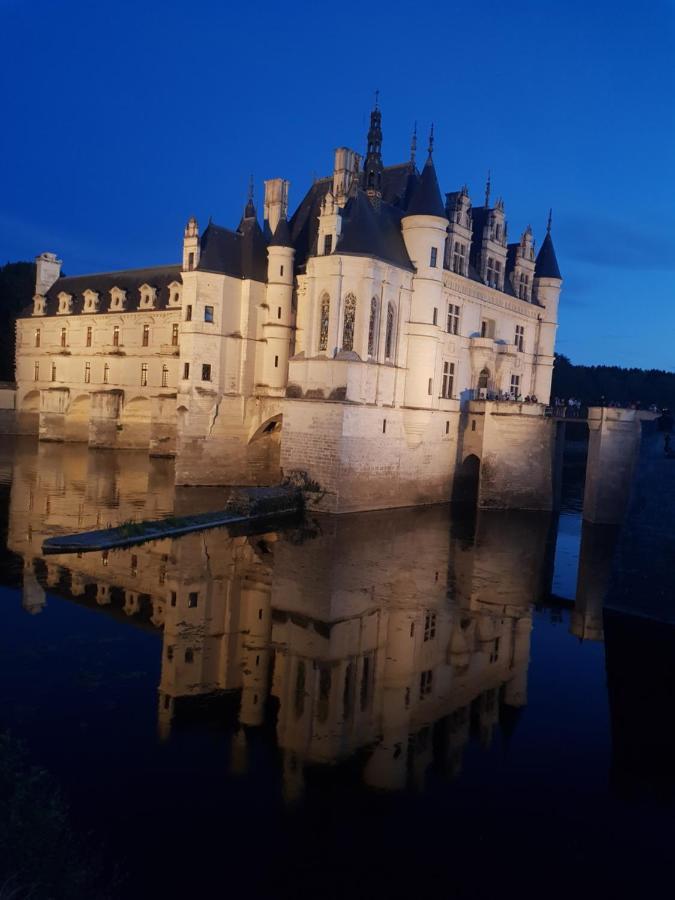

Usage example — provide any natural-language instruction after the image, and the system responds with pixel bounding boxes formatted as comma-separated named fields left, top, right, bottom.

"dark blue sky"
left=2, top=0, right=673, bottom=369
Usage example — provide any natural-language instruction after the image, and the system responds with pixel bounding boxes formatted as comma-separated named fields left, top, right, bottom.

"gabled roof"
left=336, top=190, right=413, bottom=270
left=535, top=232, right=562, bottom=279
left=39, top=265, right=183, bottom=316
left=405, top=157, right=446, bottom=218
left=198, top=216, right=268, bottom=282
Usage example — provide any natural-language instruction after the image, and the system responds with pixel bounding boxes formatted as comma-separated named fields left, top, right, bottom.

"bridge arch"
left=119, top=395, right=152, bottom=449
left=65, top=393, right=91, bottom=442
left=248, top=414, right=282, bottom=444
left=453, top=453, right=481, bottom=506
left=18, top=389, right=40, bottom=434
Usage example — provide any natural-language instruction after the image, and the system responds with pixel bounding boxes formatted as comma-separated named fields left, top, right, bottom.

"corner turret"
left=182, top=217, right=200, bottom=271
left=532, top=211, right=563, bottom=402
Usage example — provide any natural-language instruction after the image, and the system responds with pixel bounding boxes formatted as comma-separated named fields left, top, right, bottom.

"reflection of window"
left=141, top=363, right=148, bottom=386
left=84, top=362, right=91, bottom=383
left=60, top=327, right=67, bottom=348
left=188, top=592, right=198, bottom=608
left=441, top=361, right=454, bottom=399
left=318, top=666, right=331, bottom=723
left=342, top=293, right=356, bottom=351
left=185, top=648, right=194, bottom=663
left=318, top=293, right=329, bottom=351
left=161, top=365, right=168, bottom=387
left=420, top=669, right=433, bottom=699
left=171, top=323, right=179, bottom=346
left=86, top=326, right=92, bottom=347
left=424, top=612, right=436, bottom=641
left=142, top=324, right=150, bottom=346
left=51, top=363, right=56, bottom=382
left=294, top=661, right=306, bottom=718
left=367, top=297, right=379, bottom=357
left=360, top=655, right=372, bottom=711
left=33, top=362, right=39, bottom=381
left=113, top=325, right=120, bottom=347
left=385, top=302, right=395, bottom=359
left=34, top=329, right=40, bottom=348
left=103, top=364, right=109, bottom=384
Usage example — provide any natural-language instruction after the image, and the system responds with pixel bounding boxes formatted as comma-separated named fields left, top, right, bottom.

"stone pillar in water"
left=583, top=408, right=641, bottom=525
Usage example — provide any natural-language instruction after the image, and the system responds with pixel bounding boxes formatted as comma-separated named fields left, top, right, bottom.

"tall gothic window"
left=385, top=302, right=395, bottom=360
left=478, top=368, right=490, bottom=390
left=342, top=293, right=356, bottom=352
left=318, top=293, right=330, bottom=351
left=367, top=297, right=379, bottom=357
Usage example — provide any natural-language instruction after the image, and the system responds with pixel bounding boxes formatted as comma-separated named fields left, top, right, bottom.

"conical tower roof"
left=405, top=155, right=446, bottom=218
left=269, top=216, right=293, bottom=248
left=535, top=232, right=562, bottom=279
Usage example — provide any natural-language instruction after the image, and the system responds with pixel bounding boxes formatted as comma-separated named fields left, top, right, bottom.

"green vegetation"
left=0, top=262, right=34, bottom=383
left=552, top=354, right=675, bottom=409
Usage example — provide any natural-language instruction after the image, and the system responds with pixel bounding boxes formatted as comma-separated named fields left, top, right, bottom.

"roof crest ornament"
left=484, top=170, right=491, bottom=208
left=428, top=123, right=434, bottom=158
left=410, top=121, right=417, bottom=166
left=374, top=88, right=380, bottom=111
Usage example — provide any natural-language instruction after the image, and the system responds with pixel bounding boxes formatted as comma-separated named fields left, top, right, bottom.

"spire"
left=410, top=121, right=417, bottom=167
left=405, top=152, right=446, bottom=218
left=427, top=123, right=434, bottom=158
left=484, top=170, right=491, bottom=208
left=547, top=208, right=553, bottom=234
left=535, top=225, right=562, bottom=280
left=244, top=175, right=256, bottom=219
left=363, top=97, right=383, bottom=198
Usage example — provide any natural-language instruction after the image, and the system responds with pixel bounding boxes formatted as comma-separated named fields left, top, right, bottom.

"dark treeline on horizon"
left=0, top=261, right=673, bottom=409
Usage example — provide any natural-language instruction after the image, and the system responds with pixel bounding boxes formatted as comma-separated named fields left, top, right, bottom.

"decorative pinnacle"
left=547, top=208, right=553, bottom=233
left=485, top=170, right=491, bottom=208
left=248, top=174, right=254, bottom=202
left=374, top=88, right=380, bottom=110
left=410, top=121, right=417, bottom=165
left=428, top=123, right=434, bottom=158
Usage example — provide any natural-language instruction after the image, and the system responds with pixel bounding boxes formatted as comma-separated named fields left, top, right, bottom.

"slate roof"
left=269, top=216, right=293, bottom=248
left=336, top=190, right=413, bottom=270
left=37, top=265, right=183, bottom=316
left=405, top=157, right=446, bottom=218
left=198, top=213, right=268, bottom=281
left=535, top=232, right=562, bottom=279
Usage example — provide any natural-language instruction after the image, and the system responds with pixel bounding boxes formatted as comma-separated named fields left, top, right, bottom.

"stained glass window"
left=318, top=293, right=330, bottom=351
left=385, top=302, right=395, bottom=359
left=342, top=293, right=356, bottom=352
left=367, top=297, right=378, bottom=357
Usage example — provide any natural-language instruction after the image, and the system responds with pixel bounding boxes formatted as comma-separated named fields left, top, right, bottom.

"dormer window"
left=32, top=295, right=46, bottom=316
left=82, top=290, right=99, bottom=313
left=452, top=242, right=466, bottom=275
left=139, top=284, right=157, bottom=309
left=167, top=282, right=182, bottom=307
left=57, top=292, right=73, bottom=315
left=109, top=287, right=126, bottom=311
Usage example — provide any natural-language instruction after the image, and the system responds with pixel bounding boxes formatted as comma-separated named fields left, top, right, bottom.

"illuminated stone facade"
left=15, top=106, right=563, bottom=511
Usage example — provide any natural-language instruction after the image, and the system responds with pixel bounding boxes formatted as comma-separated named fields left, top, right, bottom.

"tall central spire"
left=363, top=95, right=383, bottom=200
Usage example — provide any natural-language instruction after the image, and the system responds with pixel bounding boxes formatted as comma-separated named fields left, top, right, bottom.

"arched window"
left=342, top=293, right=356, bottom=352
left=385, top=302, right=396, bottom=360
left=318, top=292, right=330, bottom=351
left=478, top=368, right=490, bottom=389
left=367, top=297, right=379, bottom=357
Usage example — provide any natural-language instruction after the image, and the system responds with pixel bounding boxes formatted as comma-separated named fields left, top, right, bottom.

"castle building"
left=15, top=105, right=563, bottom=513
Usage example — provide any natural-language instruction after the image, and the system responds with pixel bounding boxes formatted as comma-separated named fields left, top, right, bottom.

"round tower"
left=400, top=128, right=449, bottom=409
left=532, top=212, right=563, bottom=401
left=263, top=216, right=295, bottom=393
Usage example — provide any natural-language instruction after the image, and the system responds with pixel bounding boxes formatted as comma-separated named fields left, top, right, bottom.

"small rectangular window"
left=515, top=324, right=525, bottom=352
left=432, top=307, right=438, bottom=326
left=277, top=306, right=282, bottom=319
left=51, top=363, right=56, bottom=382
left=60, top=327, right=67, bottom=348
left=274, top=355, right=279, bottom=368
left=185, top=648, right=194, bottom=663
left=185, top=305, right=192, bottom=322
left=84, top=362, right=91, bottom=384
left=33, top=361, right=39, bottom=381
left=103, top=364, right=109, bottom=384
left=188, top=592, right=198, bottom=609
left=86, top=326, right=92, bottom=347
left=442, top=361, right=455, bottom=399
left=171, top=323, right=179, bottom=346
left=204, top=306, right=214, bottom=323
left=430, top=247, right=438, bottom=267
left=113, top=325, right=120, bottom=347
left=130, top=554, right=138, bottom=576
left=280, top=265, right=284, bottom=276
left=323, top=234, right=333, bottom=255
left=202, top=363, right=211, bottom=381
left=170, top=591, right=177, bottom=607
left=183, top=362, right=190, bottom=379
left=142, top=323, right=150, bottom=346
left=510, top=374, right=521, bottom=398
left=445, top=420, right=450, bottom=434
left=161, top=365, right=168, bottom=387
left=382, top=418, right=387, bottom=434
left=141, top=363, right=148, bottom=386
left=424, top=612, right=436, bottom=642
left=447, top=303, right=460, bottom=335
left=34, top=328, right=41, bottom=348
left=188, top=252, right=194, bottom=271
left=428, top=377, right=433, bottom=395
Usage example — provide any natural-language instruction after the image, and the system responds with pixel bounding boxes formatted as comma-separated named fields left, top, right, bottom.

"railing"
left=545, top=405, right=589, bottom=419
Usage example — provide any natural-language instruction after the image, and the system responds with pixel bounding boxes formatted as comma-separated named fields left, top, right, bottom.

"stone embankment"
left=42, top=485, right=303, bottom=554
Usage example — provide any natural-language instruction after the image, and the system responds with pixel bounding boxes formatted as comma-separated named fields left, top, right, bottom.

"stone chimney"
left=332, top=148, right=360, bottom=207
left=35, top=252, right=62, bottom=295
left=263, top=178, right=289, bottom=234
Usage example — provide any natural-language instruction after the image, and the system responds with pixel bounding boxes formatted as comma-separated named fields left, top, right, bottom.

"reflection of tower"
left=571, top=523, right=621, bottom=642
left=238, top=568, right=273, bottom=728
left=22, top=562, right=46, bottom=614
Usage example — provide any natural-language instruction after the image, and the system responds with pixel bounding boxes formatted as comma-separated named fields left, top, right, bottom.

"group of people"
left=552, top=396, right=584, bottom=416
left=483, top=391, right=539, bottom=403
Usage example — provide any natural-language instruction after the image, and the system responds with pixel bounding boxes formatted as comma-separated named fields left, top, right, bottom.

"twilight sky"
left=1, top=0, right=673, bottom=369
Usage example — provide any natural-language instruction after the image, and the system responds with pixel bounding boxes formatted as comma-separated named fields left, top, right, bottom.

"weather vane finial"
left=485, top=170, right=491, bottom=208
left=428, top=122, right=434, bottom=158
left=410, top=121, right=417, bottom=166
left=374, top=88, right=380, bottom=110
left=248, top=174, right=254, bottom=202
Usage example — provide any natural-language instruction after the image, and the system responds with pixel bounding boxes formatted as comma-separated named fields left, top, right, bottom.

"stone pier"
left=583, top=407, right=643, bottom=525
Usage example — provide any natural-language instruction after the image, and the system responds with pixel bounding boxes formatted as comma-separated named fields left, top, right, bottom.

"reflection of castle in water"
left=8, top=440, right=559, bottom=796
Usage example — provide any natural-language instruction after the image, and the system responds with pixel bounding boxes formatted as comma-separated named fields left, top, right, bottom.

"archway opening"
left=453, top=453, right=481, bottom=506
left=65, top=393, right=91, bottom=443
left=118, top=396, right=152, bottom=449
